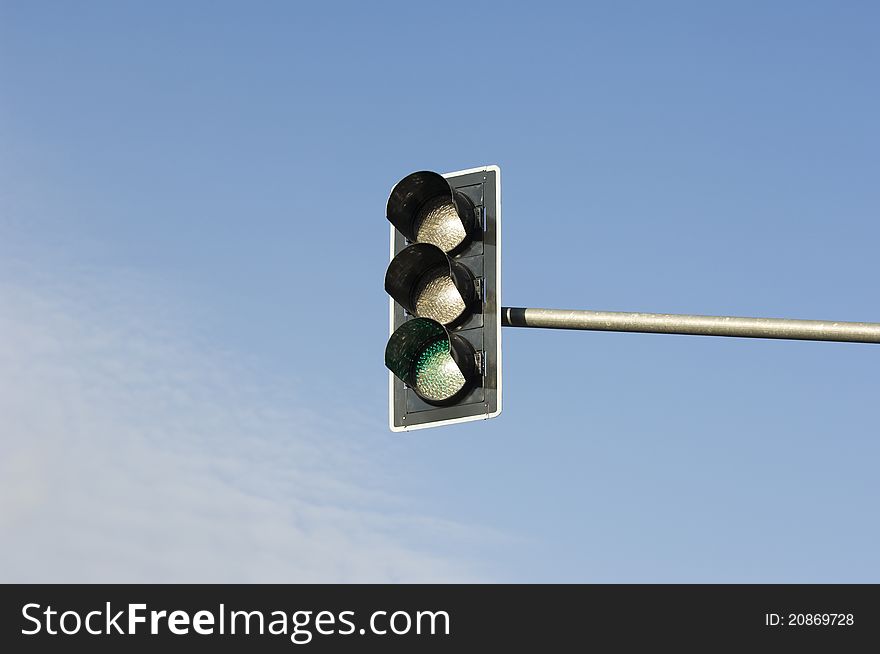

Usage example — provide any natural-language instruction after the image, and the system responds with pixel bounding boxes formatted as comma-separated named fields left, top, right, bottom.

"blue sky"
left=1, top=1, right=878, bottom=581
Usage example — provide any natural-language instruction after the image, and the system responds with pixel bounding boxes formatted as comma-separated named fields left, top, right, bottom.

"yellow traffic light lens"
left=414, top=196, right=467, bottom=253
left=413, top=338, right=467, bottom=402
left=413, top=265, right=467, bottom=325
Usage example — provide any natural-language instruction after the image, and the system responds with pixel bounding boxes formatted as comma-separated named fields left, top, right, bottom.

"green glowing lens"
left=413, top=338, right=466, bottom=402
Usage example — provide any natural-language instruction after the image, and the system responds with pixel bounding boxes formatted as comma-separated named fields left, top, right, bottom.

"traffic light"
left=384, top=166, right=501, bottom=431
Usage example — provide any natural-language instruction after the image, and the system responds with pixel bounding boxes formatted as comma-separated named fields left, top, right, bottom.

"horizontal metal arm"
left=501, top=307, right=880, bottom=344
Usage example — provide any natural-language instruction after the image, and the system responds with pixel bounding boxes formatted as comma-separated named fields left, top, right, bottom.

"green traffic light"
left=414, top=338, right=467, bottom=402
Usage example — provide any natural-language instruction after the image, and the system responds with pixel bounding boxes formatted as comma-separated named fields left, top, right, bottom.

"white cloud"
left=0, top=268, right=494, bottom=582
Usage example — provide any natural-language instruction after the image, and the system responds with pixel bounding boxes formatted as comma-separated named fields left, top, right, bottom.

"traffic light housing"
left=385, top=166, right=501, bottom=431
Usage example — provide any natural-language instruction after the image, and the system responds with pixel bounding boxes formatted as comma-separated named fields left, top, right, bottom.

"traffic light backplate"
left=386, top=165, right=501, bottom=431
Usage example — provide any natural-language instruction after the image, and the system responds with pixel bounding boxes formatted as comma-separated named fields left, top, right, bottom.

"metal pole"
left=501, top=307, right=880, bottom=344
